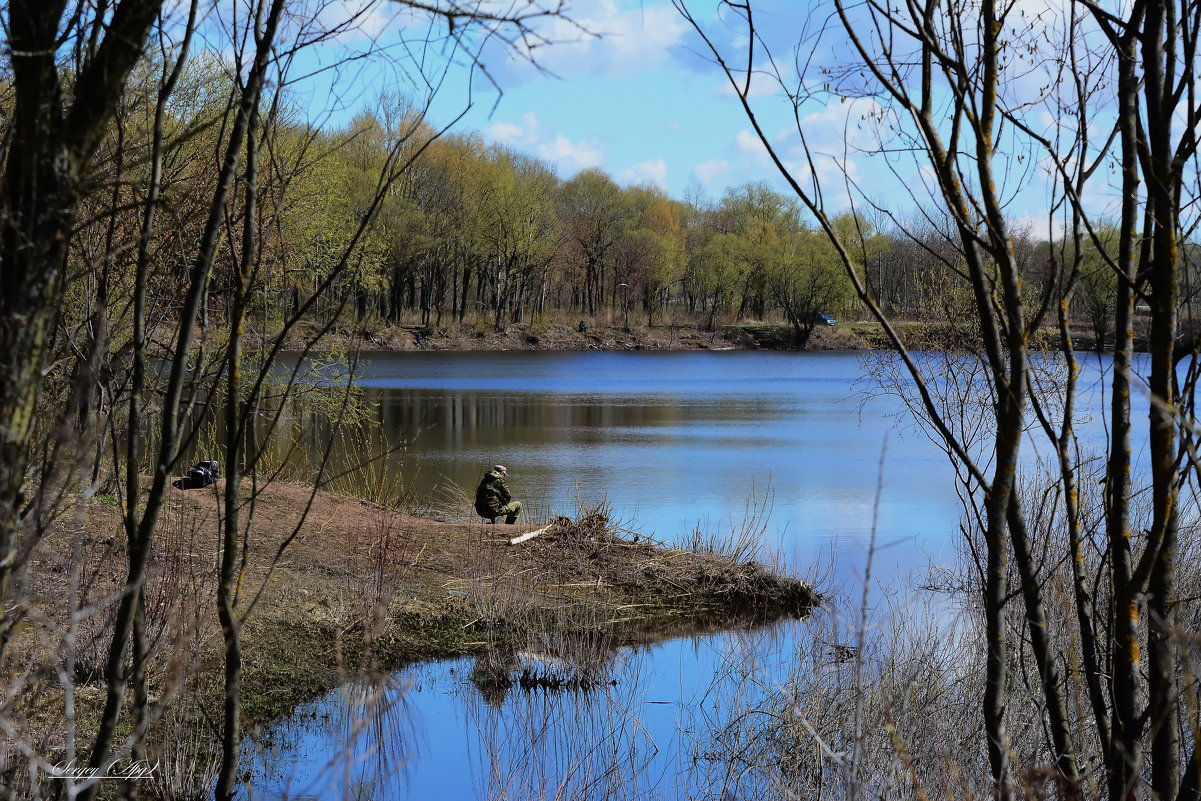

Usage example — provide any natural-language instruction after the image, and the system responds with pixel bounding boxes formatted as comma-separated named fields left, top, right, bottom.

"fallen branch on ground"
left=509, top=525, right=552, bottom=545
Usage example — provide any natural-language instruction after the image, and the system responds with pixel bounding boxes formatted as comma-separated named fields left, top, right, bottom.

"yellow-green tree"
left=468, top=150, right=561, bottom=329
left=559, top=168, right=633, bottom=315
left=768, top=229, right=854, bottom=346
left=689, top=231, right=746, bottom=330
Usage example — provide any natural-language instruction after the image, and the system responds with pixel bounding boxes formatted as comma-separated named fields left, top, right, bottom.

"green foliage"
left=769, top=230, right=854, bottom=345
left=1074, top=225, right=1121, bottom=348
left=690, top=232, right=746, bottom=328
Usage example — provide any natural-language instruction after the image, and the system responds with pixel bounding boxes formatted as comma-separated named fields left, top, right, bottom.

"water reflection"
left=465, top=649, right=662, bottom=801
left=247, top=674, right=414, bottom=800
left=247, top=350, right=1156, bottom=800
left=246, top=619, right=813, bottom=801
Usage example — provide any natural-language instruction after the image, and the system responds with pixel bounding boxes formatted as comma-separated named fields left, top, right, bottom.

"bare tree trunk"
left=1006, top=497, right=1078, bottom=782
left=1104, top=21, right=1147, bottom=798
left=215, top=3, right=283, bottom=795
left=0, top=0, right=163, bottom=655
left=1142, top=5, right=1182, bottom=795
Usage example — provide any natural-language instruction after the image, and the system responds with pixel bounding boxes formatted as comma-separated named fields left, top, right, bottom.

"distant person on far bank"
left=475, top=464, right=523, bottom=524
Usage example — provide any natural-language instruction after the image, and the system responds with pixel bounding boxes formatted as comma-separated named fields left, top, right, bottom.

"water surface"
left=356, top=350, right=960, bottom=579
left=248, top=349, right=1145, bottom=799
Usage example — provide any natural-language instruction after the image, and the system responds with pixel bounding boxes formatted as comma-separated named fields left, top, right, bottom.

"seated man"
left=475, top=464, right=523, bottom=524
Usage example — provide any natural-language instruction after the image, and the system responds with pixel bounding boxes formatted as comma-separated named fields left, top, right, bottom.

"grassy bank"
left=253, top=315, right=1151, bottom=356
left=9, top=480, right=814, bottom=797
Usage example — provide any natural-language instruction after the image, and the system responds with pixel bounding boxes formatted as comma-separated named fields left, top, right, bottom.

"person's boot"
left=505, top=513, right=518, bottom=524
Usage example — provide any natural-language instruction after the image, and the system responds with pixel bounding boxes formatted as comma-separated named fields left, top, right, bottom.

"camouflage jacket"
left=475, top=470, right=512, bottom=517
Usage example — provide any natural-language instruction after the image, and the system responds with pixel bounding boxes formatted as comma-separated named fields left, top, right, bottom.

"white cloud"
left=918, top=163, right=938, bottom=190
left=537, top=135, right=605, bottom=172
left=736, top=129, right=771, bottom=164
left=784, top=154, right=860, bottom=211
left=793, top=96, right=887, bottom=153
left=618, top=158, right=669, bottom=189
left=487, top=113, right=541, bottom=146
left=692, top=159, right=730, bottom=186
left=487, top=0, right=690, bottom=81
left=485, top=112, right=605, bottom=174
left=716, top=70, right=784, bottom=99
left=736, top=129, right=760, bottom=150
left=1010, top=213, right=1066, bottom=241
left=310, top=0, right=405, bottom=45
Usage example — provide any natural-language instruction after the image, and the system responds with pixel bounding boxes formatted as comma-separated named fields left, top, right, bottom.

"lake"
left=353, top=350, right=968, bottom=579
left=246, top=349, right=1142, bottom=799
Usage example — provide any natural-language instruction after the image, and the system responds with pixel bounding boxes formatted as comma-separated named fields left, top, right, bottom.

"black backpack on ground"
left=172, top=460, right=220, bottom=490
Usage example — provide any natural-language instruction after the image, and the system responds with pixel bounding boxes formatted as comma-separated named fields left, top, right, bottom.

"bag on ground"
left=172, top=460, right=220, bottom=490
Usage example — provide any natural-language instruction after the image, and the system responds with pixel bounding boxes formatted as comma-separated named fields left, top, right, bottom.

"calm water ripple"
left=248, top=349, right=1147, bottom=800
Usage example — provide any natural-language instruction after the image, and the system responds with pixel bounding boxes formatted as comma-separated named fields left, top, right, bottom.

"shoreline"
left=255, top=318, right=1131, bottom=355
left=328, top=320, right=871, bottom=352
left=17, top=481, right=815, bottom=794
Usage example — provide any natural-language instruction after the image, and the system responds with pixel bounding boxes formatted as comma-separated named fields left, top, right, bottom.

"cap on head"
left=493, top=464, right=507, bottom=476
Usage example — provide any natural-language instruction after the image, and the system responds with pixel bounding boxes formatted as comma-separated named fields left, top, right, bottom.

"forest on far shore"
left=65, top=65, right=1201, bottom=353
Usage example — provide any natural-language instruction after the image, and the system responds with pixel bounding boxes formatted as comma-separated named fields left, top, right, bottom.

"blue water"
left=352, top=350, right=973, bottom=580
left=247, top=349, right=1150, bottom=799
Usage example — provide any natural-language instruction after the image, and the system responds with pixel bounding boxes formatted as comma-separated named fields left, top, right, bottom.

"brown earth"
left=256, top=317, right=1132, bottom=356
left=245, top=312, right=1168, bottom=358
left=19, top=479, right=815, bottom=747
left=251, top=317, right=872, bottom=354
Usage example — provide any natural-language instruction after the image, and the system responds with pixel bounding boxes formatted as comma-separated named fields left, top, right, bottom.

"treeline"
left=79, top=84, right=861, bottom=344
left=368, top=137, right=864, bottom=340
left=74, top=81, right=1201, bottom=351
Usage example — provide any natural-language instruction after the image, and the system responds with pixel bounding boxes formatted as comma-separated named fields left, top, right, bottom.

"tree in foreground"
left=678, top=0, right=1201, bottom=798
left=0, top=1, right=585, bottom=798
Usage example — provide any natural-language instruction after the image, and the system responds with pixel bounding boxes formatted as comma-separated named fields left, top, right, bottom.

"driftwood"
left=508, top=525, right=551, bottom=546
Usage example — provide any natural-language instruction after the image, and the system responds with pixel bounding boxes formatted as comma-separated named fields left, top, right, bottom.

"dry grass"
left=4, top=481, right=814, bottom=799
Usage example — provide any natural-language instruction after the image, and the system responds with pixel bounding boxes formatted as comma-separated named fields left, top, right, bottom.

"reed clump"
left=520, top=506, right=816, bottom=620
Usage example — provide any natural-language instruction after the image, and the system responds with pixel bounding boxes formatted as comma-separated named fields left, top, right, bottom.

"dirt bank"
left=15, top=480, right=815, bottom=773
left=223, top=482, right=815, bottom=719
left=256, top=318, right=870, bottom=353
left=256, top=317, right=1141, bottom=355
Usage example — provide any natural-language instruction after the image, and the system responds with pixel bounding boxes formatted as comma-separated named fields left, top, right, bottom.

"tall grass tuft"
left=681, top=477, right=775, bottom=566
left=322, top=429, right=415, bottom=511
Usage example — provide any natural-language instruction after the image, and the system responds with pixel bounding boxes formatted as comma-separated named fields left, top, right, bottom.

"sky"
left=445, top=0, right=774, bottom=199
left=280, top=0, right=1147, bottom=236
left=290, top=0, right=874, bottom=203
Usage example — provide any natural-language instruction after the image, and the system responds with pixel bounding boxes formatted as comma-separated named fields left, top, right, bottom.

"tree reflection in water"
left=464, top=644, right=662, bottom=801
left=246, top=672, right=415, bottom=799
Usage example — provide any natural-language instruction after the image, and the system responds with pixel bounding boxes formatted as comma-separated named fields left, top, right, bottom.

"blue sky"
left=451, top=0, right=757, bottom=198
left=291, top=0, right=835, bottom=202
left=282, top=0, right=1148, bottom=237
left=445, top=0, right=898, bottom=206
